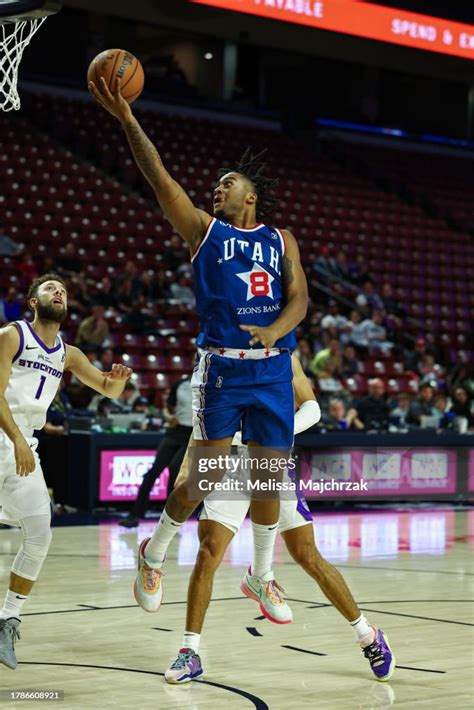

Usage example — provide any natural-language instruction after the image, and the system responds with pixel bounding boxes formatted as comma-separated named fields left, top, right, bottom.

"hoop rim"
left=0, top=0, right=62, bottom=23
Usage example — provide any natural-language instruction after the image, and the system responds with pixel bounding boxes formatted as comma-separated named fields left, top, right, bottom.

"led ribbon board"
left=190, top=0, right=474, bottom=60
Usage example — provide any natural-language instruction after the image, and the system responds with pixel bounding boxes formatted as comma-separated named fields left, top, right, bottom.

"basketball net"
left=0, top=18, right=46, bottom=111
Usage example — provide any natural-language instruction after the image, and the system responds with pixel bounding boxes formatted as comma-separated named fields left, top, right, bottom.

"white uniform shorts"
left=0, top=433, right=51, bottom=525
left=199, top=468, right=313, bottom=535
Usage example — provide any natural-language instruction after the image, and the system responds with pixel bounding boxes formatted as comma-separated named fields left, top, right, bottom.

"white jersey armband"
left=231, top=431, right=243, bottom=447
left=294, top=399, right=321, bottom=435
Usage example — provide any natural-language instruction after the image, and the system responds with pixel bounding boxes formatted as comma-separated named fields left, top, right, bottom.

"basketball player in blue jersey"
left=0, top=274, right=132, bottom=670
left=90, top=81, right=308, bottom=621
left=165, top=355, right=395, bottom=684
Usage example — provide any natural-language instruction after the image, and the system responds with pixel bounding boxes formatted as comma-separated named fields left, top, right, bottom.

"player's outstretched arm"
left=65, top=345, right=133, bottom=398
left=88, top=78, right=211, bottom=251
left=0, top=326, right=36, bottom=475
left=240, top=230, right=308, bottom=348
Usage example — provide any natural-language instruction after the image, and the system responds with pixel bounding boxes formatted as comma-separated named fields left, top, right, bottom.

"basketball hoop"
left=0, top=1, right=63, bottom=112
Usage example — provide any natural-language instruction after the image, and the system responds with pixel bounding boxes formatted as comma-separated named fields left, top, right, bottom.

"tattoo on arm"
left=124, top=121, right=164, bottom=190
left=282, top=255, right=294, bottom=286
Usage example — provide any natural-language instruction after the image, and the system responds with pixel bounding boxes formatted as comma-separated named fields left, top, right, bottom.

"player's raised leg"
left=281, top=523, right=395, bottom=681
left=134, top=436, right=233, bottom=613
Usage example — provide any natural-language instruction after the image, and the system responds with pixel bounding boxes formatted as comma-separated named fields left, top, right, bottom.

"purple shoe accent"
left=166, top=648, right=204, bottom=684
left=363, top=629, right=395, bottom=681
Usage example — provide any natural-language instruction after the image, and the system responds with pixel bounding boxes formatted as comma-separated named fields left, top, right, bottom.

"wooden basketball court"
left=0, top=508, right=473, bottom=709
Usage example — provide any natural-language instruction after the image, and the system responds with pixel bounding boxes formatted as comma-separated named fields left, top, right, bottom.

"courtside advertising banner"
left=301, top=448, right=458, bottom=498
left=99, top=450, right=169, bottom=502
left=191, top=0, right=474, bottom=60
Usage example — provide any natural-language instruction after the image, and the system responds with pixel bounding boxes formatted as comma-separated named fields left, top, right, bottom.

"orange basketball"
left=87, top=49, right=144, bottom=104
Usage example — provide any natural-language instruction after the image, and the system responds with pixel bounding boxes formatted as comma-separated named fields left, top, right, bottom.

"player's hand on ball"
left=14, top=437, right=36, bottom=477
left=104, top=364, right=133, bottom=381
left=239, top=324, right=278, bottom=349
left=88, top=77, right=132, bottom=123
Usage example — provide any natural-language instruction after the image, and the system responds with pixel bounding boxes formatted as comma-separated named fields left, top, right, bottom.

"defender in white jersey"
left=164, top=356, right=395, bottom=684
left=0, top=274, right=132, bottom=670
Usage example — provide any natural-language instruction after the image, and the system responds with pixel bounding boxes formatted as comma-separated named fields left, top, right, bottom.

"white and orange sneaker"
left=133, top=537, right=164, bottom=613
left=240, top=566, right=292, bottom=624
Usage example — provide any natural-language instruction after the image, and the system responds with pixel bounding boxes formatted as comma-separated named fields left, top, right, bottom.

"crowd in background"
left=1, top=235, right=473, bottom=436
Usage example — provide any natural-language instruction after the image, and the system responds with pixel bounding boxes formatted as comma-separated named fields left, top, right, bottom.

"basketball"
left=87, top=48, right=144, bottom=103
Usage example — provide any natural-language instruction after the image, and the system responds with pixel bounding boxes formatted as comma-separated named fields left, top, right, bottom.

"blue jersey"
left=192, top=218, right=296, bottom=350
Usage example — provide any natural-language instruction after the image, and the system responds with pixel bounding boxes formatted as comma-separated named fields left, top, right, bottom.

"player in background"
left=165, top=355, right=395, bottom=684
left=89, top=80, right=308, bottom=621
left=0, top=274, right=132, bottom=670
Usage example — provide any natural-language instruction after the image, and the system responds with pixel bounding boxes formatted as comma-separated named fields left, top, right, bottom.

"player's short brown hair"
left=27, top=273, right=66, bottom=301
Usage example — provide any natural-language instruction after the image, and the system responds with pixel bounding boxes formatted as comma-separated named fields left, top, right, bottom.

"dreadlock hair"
left=217, top=147, right=279, bottom=223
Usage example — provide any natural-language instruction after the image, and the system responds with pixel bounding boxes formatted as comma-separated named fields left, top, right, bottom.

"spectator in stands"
left=307, top=321, right=325, bottom=355
left=356, top=280, right=384, bottom=316
left=67, top=276, right=92, bottom=315
left=122, top=293, right=155, bottom=333
left=432, top=393, right=449, bottom=428
left=362, top=310, right=394, bottom=355
left=170, top=274, right=195, bottom=308
left=163, top=234, right=187, bottom=271
left=354, top=378, right=390, bottom=432
left=448, top=363, right=474, bottom=398
left=0, top=287, right=22, bottom=323
left=154, top=268, right=172, bottom=300
left=57, top=243, right=81, bottom=275
left=311, top=339, right=341, bottom=378
left=75, top=304, right=110, bottom=348
left=418, top=354, right=442, bottom=388
left=137, top=271, right=159, bottom=301
left=18, top=254, right=38, bottom=286
left=333, top=250, right=353, bottom=282
left=448, top=387, right=474, bottom=432
left=321, top=301, right=348, bottom=338
left=0, top=231, right=22, bottom=257
left=116, top=260, right=141, bottom=295
left=404, top=336, right=428, bottom=375
left=116, top=278, right=135, bottom=314
left=312, top=245, right=334, bottom=283
left=341, top=345, right=359, bottom=378
left=43, top=386, right=72, bottom=436
left=94, top=276, right=117, bottom=310
left=351, top=255, right=371, bottom=286
left=82, top=344, right=102, bottom=369
left=321, top=397, right=362, bottom=431
left=295, top=337, right=314, bottom=377
left=389, top=393, right=411, bottom=431
left=406, top=383, right=435, bottom=427
left=108, top=380, right=140, bottom=414
left=380, top=283, right=406, bottom=320
left=342, top=309, right=369, bottom=353
left=99, top=347, right=114, bottom=371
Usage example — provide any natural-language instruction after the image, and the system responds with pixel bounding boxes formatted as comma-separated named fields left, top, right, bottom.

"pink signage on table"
left=300, top=449, right=457, bottom=498
left=99, top=450, right=169, bottom=502
left=468, top=450, right=474, bottom=493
